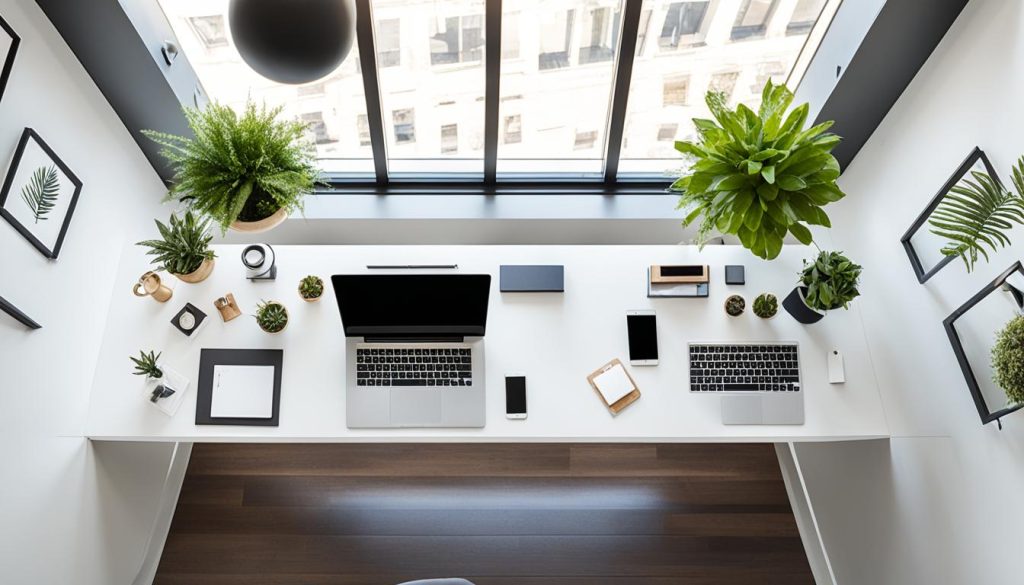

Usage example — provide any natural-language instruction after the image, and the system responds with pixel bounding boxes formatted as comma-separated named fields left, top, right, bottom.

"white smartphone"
left=627, top=310, right=659, bottom=366
left=505, top=374, right=527, bottom=419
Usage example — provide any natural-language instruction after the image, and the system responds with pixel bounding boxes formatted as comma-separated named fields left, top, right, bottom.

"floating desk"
left=86, top=245, right=889, bottom=443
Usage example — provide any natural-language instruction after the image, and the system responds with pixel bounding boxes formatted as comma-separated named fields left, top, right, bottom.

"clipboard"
left=586, top=358, right=641, bottom=415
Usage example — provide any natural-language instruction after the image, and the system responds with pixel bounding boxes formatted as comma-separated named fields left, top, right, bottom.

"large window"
left=156, top=0, right=838, bottom=182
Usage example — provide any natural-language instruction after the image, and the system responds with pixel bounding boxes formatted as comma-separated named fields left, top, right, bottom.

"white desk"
left=86, top=245, right=889, bottom=442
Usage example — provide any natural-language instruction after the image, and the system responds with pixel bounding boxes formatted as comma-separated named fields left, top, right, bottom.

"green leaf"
left=789, top=222, right=813, bottom=245
left=20, top=166, right=60, bottom=224
left=761, top=165, right=776, bottom=184
left=777, top=174, right=807, bottom=191
left=928, top=163, right=1024, bottom=272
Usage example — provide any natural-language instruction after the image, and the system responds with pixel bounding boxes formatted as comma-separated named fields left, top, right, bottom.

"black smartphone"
left=627, top=310, right=659, bottom=366
left=505, top=374, right=527, bottom=419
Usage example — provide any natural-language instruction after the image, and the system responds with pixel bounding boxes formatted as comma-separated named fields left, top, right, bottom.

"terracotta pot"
left=174, top=257, right=215, bottom=284
left=257, top=302, right=289, bottom=334
left=299, top=277, right=324, bottom=303
left=230, top=207, right=288, bottom=234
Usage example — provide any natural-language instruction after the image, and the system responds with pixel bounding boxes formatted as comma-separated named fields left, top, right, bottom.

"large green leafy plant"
left=144, top=101, right=319, bottom=232
left=671, top=80, right=845, bottom=260
left=928, top=156, right=1024, bottom=272
left=992, top=315, right=1024, bottom=404
left=136, top=210, right=215, bottom=275
left=799, top=250, right=862, bottom=311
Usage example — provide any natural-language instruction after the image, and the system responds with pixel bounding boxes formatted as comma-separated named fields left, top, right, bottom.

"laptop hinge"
left=363, top=336, right=465, bottom=344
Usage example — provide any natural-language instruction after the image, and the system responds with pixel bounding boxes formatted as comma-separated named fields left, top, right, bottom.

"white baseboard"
left=131, top=441, right=192, bottom=585
left=776, top=442, right=838, bottom=585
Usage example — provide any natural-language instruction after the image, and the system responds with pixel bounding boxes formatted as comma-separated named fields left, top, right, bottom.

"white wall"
left=0, top=1, right=176, bottom=583
left=795, top=1, right=1024, bottom=583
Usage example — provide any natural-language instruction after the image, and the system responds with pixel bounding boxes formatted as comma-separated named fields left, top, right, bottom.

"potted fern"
left=298, top=275, right=324, bottom=302
left=671, top=80, right=845, bottom=260
left=255, top=300, right=289, bottom=333
left=136, top=210, right=216, bottom=283
left=929, top=156, right=1024, bottom=272
left=144, top=101, right=319, bottom=234
left=783, top=250, right=862, bottom=324
left=992, top=315, right=1024, bottom=405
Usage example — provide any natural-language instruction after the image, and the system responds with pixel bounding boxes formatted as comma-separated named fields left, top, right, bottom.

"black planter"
left=783, top=287, right=825, bottom=324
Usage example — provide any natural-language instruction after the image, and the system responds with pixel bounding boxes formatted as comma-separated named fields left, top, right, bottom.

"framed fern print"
left=900, top=147, right=1000, bottom=284
left=0, top=128, right=82, bottom=259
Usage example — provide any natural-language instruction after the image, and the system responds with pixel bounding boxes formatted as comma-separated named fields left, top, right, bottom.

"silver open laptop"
left=688, top=342, right=804, bottom=425
left=332, top=274, right=489, bottom=428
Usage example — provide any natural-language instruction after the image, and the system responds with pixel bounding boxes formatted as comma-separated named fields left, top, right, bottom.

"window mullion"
left=602, top=0, right=643, bottom=184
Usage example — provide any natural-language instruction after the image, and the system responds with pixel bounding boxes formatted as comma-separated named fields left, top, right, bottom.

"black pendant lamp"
left=228, top=0, right=356, bottom=85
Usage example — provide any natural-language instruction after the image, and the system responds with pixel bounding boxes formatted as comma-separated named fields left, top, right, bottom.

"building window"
left=574, top=129, right=598, bottom=150
left=578, top=7, right=620, bottom=65
left=787, top=0, right=825, bottom=35
left=187, top=15, right=228, bottom=49
left=659, top=2, right=709, bottom=49
left=636, top=9, right=653, bottom=55
left=750, top=61, right=786, bottom=94
left=441, top=124, right=458, bottom=154
left=503, top=114, right=522, bottom=144
left=657, top=123, right=678, bottom=141
left=430, top=14, right=484, bottom=65
left=539, top=10, right=575, bottom=70
left=356, top=114, right=371, bottom=147
left=663, top=75, right=690, bottom=106
left=301, top=112, right=332, bottom=144
left=732, top=0, right=777, bottom=41
left=502, top=12, right=520, bottom=59
left=709, top=71, right=740, bottom=101
left=297, top=82, right=326, bottom=97
left=377, top=18, right=401, bottom=67
left=392, top=109, right=416, bottom=144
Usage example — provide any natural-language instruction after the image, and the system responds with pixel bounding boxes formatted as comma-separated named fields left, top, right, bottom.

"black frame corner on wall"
left=943, top=261, right=1024, bottom=427
left=900, top=147, right=998, bottom=284
left=0, top=294, right=41, bottom=329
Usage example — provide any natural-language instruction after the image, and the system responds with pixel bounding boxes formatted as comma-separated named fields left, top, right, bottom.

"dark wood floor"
left=155, top=443, right=812, bottom=585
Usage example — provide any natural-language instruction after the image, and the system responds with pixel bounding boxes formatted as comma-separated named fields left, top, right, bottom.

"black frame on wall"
left=0, top=13, right=20, bottom=104
left=0, top=128, right=84, bottom=259
left=900, top=147, right=998, bottom=284
left=943, top=261, right=1024, bottom=427
left=0, top=294, right=40, bottom=329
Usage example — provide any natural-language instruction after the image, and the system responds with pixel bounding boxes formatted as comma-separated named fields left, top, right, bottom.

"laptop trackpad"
left=721, top=395, right=763, bottom=425
left=391, top=388, right=443, bottom=426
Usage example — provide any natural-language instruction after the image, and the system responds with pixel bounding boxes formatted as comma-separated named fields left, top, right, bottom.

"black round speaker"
left=228, top=0, right=356, bottom=85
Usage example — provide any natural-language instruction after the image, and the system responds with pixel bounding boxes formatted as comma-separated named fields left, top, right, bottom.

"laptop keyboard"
left=356, top=346, right=472, bottom=387
left=689, top=343, right=801, bottom=392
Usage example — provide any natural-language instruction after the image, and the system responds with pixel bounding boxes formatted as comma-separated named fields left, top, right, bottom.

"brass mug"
left=133, top=271, right=172, bottom=303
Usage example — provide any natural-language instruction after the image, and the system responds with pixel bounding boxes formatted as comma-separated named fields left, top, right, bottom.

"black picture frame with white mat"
left=0, top=13, right=19, bottom=104
left=943, top=261, right=1024, bottom=427
left=0, top=128, right=83, bottom=259
left=901, top=147, right=998, bottom=284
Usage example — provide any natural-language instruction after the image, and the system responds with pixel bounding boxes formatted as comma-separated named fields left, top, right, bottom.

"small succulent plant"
left=130, top=350, right=163, bottom=379
left=299, top=275, right=324, bottom=300
left=725, top=294, right=746, bottom=317
left=753, top=293, right=778, bottom=319
left=255, top=300, right=288, bottom=333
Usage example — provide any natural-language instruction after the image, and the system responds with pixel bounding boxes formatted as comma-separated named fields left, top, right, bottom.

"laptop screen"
left=332, top=274, right=491, bottom=337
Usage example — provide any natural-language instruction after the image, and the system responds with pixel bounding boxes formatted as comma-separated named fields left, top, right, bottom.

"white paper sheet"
left=210, top=365, right=275, bottom=418
left=593, top=363, right=635, bottom=404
